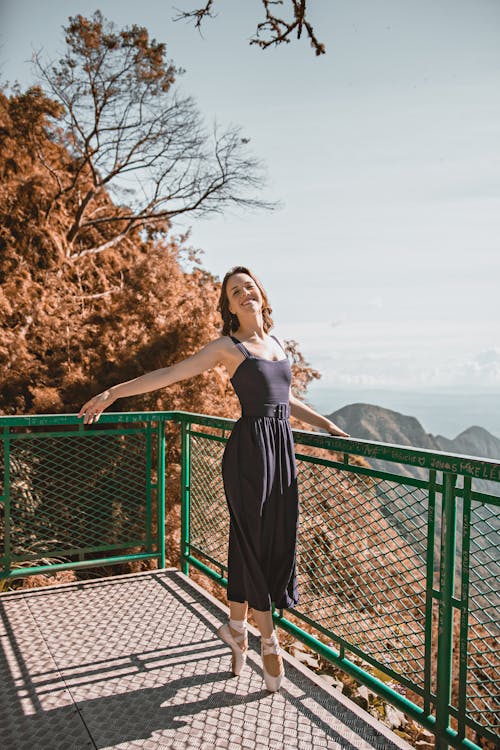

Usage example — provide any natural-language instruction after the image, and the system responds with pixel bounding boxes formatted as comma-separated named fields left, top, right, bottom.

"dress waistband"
left=241, top=402, right=290, bottom=419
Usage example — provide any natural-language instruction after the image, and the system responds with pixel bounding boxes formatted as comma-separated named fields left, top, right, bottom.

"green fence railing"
left=0, top=412, right=171, bottom=578
left=1, top=411, right=499, bottom=750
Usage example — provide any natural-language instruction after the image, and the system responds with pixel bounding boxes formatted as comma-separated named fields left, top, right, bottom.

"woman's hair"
left=218, top=265, right=274, bottom=336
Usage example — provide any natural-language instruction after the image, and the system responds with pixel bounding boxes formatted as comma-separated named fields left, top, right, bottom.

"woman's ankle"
left=261, top=628, right=278, bottom=641
left=229, top=618, right=247, bottom=633
left=261, top=631, right=280, bottom=655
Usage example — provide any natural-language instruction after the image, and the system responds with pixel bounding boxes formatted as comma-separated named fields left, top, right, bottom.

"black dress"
left=221, top=334, right=300, bottom=612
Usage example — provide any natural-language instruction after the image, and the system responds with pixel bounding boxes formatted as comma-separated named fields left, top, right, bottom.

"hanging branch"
left=173, top=0, right=326, bottom=56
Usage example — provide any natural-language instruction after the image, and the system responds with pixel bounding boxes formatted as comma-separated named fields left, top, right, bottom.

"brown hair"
left=218, top=265, right=274, bottom=336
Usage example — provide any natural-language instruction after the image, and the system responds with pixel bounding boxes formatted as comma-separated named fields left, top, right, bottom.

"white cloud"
left=318, top=351, right=500, bottom=390
left=278, top=321, right=500, bottom=390
left=449, top=348, right=500, bottom=387
left=367, top=296, right=384, bottom=309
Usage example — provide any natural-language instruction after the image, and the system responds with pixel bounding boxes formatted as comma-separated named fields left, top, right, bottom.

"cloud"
left=310, top=347, right=500, bottom=390
left=367, top=296, right=383, bottom=309
left=279, top=321, right=500, bottom=390
left=449, top=348, right=500, bottom=386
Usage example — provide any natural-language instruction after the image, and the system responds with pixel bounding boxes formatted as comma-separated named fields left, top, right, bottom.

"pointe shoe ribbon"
left=261, top=632, right=284, bottom=692
left=217, top=622, right=248, bottom=676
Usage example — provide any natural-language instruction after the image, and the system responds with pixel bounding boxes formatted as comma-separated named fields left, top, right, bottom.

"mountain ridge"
left=324, top=401, right=499, bottom=494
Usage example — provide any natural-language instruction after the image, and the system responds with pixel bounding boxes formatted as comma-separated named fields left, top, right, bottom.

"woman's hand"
left=78, top=390, right=115, bottom=425
left=325, top=421, right=350, bottom=438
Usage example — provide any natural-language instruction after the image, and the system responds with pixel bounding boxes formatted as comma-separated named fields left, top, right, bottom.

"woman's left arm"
left=289, top=390, right=350, bottom=437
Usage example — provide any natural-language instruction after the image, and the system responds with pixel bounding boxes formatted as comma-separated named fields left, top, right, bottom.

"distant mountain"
left=325, top=402, right=500, bottom=496
left=435, top=425, right=500, bottom=468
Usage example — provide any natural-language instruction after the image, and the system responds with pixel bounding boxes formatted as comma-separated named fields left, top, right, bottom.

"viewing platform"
left=0, top=568, right=414, bottom=750
left=1, top=411, right=498, bottom=749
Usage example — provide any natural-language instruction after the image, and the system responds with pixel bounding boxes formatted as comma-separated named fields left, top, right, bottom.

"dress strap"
left=270, top=334, right=287, bottom=356
left=229, top=335, right=251, bottom=358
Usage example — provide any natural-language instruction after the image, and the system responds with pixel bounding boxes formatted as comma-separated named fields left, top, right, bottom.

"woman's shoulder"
left=209, top=335, right=237, bottom=354
left=218, top=334, right=236, bottom=345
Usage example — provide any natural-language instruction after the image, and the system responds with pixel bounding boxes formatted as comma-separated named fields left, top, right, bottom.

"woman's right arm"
left=78, top=338, right=225, bottom=424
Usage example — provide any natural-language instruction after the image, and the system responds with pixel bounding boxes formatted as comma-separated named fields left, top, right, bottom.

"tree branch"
left=34, top=11, right=279, bottom=256
left=174, top=0, right=325, bottom=55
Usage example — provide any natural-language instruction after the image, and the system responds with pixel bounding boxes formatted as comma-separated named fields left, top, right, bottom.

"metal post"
left=180, top=420, right=191, bottom=575
left=156, top=419, right=166, bottom=569
left=457, top=477, right=471, bottom=741
left=145, top=422, right=153, bottom=553
left=1, top=427, right=11, bottom=580
left=435, top=471, right=458, bottom=750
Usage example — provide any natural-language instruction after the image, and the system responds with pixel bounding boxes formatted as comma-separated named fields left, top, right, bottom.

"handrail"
left=3, top=409, right=497, bottom=478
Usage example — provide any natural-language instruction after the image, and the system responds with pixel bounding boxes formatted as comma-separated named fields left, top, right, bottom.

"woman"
left=79, top=265, right=350, bottom=692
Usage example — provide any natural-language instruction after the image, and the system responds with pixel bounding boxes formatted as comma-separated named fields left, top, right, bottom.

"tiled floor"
left=0, top=569, right=414, bottom=750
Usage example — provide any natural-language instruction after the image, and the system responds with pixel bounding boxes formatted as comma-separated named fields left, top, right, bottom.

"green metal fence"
left=1, top=411, right=499, bottom=750
left=0, top=413, right=169, bottom=579
left=176, top=412, right=499, bottom=750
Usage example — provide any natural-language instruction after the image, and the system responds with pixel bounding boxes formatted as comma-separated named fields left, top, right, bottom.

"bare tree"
left=33, top=11, right=278, bottom=259
left=174, top=0, right=325, bottom=56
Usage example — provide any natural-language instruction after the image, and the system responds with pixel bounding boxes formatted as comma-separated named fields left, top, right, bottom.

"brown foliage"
left=0, top=86, right=241, bottom=417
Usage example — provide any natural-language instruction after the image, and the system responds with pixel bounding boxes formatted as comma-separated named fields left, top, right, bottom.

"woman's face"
left=227, top=272, right=263, bottom=317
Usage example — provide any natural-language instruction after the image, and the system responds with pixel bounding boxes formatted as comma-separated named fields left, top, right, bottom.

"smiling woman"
left=78, top=263, right=349, bottom=692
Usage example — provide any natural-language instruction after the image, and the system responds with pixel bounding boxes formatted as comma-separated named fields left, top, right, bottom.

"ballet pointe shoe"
left=261, top=631, right=284, bottom=692
left=217, top=622, right=248, bottom=676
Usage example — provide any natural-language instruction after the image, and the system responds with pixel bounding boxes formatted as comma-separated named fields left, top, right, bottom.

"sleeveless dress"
left=221, top=334, right=300, bottom=612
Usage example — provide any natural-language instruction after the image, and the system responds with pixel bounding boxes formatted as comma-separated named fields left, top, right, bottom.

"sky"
left=1, top=0, right=499, bottom=403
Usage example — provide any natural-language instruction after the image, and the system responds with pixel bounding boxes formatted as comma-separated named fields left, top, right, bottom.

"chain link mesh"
left=189, top=432, right=229, bottom=569
left=465, top=497, right=499, bottom=735
left=295, top=458, right=429, bottom=687
left=1, top=426, right=150, bottom=565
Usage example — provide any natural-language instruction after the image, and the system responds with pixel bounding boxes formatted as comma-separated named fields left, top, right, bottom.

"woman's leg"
left=229, top=600, right=248, bottom=622
left=251, top=608, right=274, bottom=638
